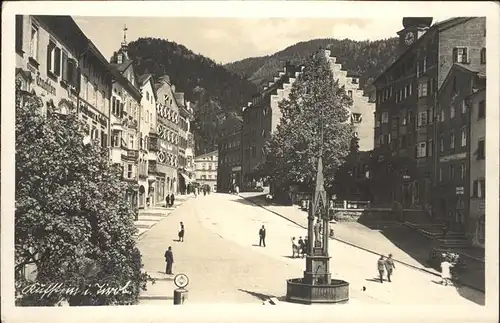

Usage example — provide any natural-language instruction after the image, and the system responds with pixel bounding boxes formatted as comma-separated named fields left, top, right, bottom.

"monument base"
left=286, top=278, right=349, bottom=304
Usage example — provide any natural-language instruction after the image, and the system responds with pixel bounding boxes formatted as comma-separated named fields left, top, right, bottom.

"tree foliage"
left=264, top=50, right=356, bottom=194
left=15, top=82, right=152, bottom=306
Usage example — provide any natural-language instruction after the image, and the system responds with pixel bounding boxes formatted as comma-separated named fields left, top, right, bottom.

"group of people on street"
left=291, top=236, right=308, bottom=258
left=165, top=193, right=175, bottom=208
left=377, top=254, right=396, bottom=283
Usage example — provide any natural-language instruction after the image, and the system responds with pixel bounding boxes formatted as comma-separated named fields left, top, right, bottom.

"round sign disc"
left=174, top=273, right=189, bottom=288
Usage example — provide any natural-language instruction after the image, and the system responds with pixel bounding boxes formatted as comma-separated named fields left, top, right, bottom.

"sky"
left=73, top=16, right=453, bottom=65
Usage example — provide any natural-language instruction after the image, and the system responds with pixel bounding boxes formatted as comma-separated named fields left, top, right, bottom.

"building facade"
left=436, top=64, right=486, bottom=233
left=194, top=150, right=218, bottom=192
left=371, top=17, right=486, bottom=213
left=324, top=49, right=376, bottom=152
left=217, top=113, right=243, bottom=192
left=138, top=74, right=158, bottom=208
left=15, top=15, right=84, bottom=117
left=109, top=36, right=143, bottom=211
left=153, top=76, right=180, bottom=202
left=241, top=63, right=303, bottom=188
left=468, top=85, right=486, bottom=247
left=175, top=93, right=193, bottom=194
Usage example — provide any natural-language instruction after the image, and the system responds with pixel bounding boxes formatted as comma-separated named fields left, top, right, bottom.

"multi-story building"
left=153, top=75, right=180, bottom=202
left=138, top=73, right=157, bottom=208
left=217, top=113, right=243, bottom=192
left=372, top=17, right=486, bottom=212
left=323, top=49, right=376, bottom=200
left=436, top=63, right=486, bottom=233
left=324, top=49, right=376, bottom=152
left=175, top=93, right=193, bottom=194
left=241, top=63, right=303, bottom=188
left=15, top=15, right=86, bottom=117
left=467, top=79, right=486, bottom=247
left=109, top=32, right=143, bottom=211
left=194, top=150, right=218, bottom=192
left=185, top=126, right=196, bottom=182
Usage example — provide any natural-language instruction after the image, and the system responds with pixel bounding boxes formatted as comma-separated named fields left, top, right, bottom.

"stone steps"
left=404, top=221, right=469, bottom=248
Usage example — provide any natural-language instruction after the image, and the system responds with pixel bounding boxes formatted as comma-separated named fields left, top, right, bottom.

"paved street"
left=137, top=193, right=485, bottom=306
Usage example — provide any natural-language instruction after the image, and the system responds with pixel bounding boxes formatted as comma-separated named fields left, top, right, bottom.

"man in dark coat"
left=259, top=225, right=266, bottom=247
left=165, top=195, right=170, bottom=208
left=170, top=193, right=175, bottom=207
left=165, top=246, right=174, bottom=275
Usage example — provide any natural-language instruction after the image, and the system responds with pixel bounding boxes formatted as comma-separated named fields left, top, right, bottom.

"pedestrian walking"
left=440, top=256, right=453, bottom=286
left=165, top=195, right=170, bottom=208
left=377, top=255, right=385, bottom=283
left=302, top=237, right=308, bottom=258
left=178, top=222, right=185, bottom=242
left=170, top=193, right=175, bottom=207
left=259, top=225, right=266, bottom=247
left=291, top=237, right=299, bottom=258
left=164, top=246, right=174, bottom=275
left=203, top=188, right=206, bottom=196
left=298, top=236, right=304, bottom=256
left=385, top=254, right=396, bottom=282
left=235, top=185, right=240, bottom=195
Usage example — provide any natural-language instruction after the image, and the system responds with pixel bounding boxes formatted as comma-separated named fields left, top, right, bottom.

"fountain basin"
left=286, top=278, right=349, bottom=304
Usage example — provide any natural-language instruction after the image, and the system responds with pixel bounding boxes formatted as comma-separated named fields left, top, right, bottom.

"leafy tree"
left=264, top=50, right=356, bottom=195
left=15, top=81, right=153, bottom=306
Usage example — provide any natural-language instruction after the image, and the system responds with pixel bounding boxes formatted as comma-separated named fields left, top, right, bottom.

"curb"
left=239, top=194, right=485, bottom=293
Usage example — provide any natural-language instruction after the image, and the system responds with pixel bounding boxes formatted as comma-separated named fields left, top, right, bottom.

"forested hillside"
left=125, top=37, right=259, bottom=154
left=225, top=37, right=399, bottom=95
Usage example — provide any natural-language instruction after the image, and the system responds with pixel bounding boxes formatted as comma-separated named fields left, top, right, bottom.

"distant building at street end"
left=241, top=62, right=303, bottom=188
left=371, top=17, right=486, bottom=215
left=138, top=73, right=158, bottom=208
left=467, top=79, right=485, bottom=248
left=217, top=113, right=243, bottom=193
left=194, top=150, right=218, bottom=192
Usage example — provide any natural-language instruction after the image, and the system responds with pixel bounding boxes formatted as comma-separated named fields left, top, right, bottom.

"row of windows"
left=157, top=102, right=180, bottom=124
left=438, top=163, right=467, bottom=182
left=377, top=46, right=486, bottom=104
left=198, top=175, right=217, bottom=180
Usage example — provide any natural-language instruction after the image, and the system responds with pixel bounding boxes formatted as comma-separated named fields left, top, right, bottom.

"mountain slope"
left=225, top=37, right=399, bottom=94
left=125, top=37, right=259, bottom=154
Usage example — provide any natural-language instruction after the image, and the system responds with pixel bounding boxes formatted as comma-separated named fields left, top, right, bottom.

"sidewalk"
left=134, top=194, right=193, bottom=239
left=240, top=193, right=485, bottom=292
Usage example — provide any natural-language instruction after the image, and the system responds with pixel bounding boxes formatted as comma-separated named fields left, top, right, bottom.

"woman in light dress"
left=440, top=254, right=453, bottom=286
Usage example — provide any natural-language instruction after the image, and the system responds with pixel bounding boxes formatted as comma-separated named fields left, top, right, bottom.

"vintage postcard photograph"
left=1, top=1, right=499, bottom=323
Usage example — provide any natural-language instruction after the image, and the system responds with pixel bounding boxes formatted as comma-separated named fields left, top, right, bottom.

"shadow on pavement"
left=238, top=289, right=287, bottom=303
left=282, top=255, right=303, bottom=259
left=365, top=278, right=383, bottom=283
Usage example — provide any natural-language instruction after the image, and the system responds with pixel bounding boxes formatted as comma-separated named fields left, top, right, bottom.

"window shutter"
left=464, top=48, right=470, bottom=64
left=480, top=180, right=485, bottom=198
left=61, top=52, right=68, bottom=81
left=452, top=47, right=458, bottom=63
left=15, top=15, right=23, bottom=53
left=54, top=47, right=61, bottom=76
left=75, top=64, right=81, bottom=90
left=46, top=43, right=54, bottom=74
left=67, top=59, right=74, bottom=84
